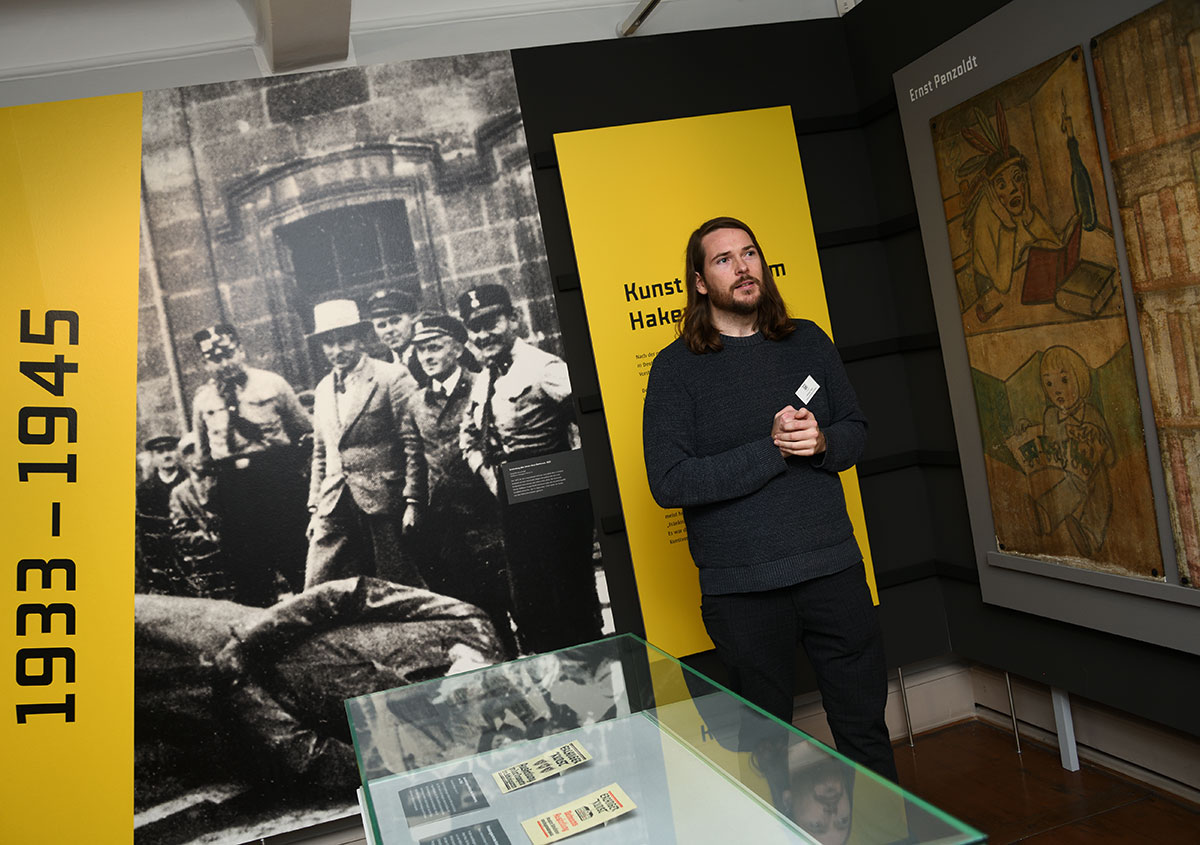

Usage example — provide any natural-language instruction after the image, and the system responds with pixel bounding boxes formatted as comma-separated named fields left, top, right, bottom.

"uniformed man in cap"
left=457, top=285, right=602, bottom=655
left=364, top=288, right=427, bottom=386
left=191, top=323, right=312, bottom=605
left=137, top=430, right=186, bottom=520
left=409, top=312, right=516, bottom=656
left=305, top=299, right=427, bottom=589
left=136, top=430, right=186, bottom=593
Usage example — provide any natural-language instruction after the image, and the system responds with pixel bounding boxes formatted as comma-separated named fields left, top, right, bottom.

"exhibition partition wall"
left=3, top=16, right=942, bottom=842
left=3, top=93, right=142, bottom=845
left=555, top=105, right=879, bottom=657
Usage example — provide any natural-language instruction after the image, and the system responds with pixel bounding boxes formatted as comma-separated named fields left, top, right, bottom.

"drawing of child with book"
left=1026, top=345, right=1115, bottom=559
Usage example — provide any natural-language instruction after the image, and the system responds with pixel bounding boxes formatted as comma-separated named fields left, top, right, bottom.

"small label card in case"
left=492, top=741, right=592, bottom=793
left=520, top=783, right=636, bottom=844
left=399, top=773, right=490, bottom=826
left=418, top=819, right=512, bottom=845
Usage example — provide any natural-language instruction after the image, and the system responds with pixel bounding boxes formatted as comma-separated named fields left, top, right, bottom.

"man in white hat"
left=305, top=299, right=428, bottom=589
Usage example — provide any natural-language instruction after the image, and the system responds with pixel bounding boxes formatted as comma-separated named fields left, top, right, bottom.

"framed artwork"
left=1093, top=0, right=1200, bottom=589
left=929, top=48, right=1163, bottom=578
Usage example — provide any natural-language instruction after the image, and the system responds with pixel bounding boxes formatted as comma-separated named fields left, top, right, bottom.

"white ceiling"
left=0, top=0, right=840, bottom=108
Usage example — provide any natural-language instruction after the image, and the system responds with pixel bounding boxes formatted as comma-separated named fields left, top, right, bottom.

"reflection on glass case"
left=346, top=634, right=984, bottom=844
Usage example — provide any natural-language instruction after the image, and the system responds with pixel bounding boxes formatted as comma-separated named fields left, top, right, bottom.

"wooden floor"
left=893, top=720, right=1200, bottom=843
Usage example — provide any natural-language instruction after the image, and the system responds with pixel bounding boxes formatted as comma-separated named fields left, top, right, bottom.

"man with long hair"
left=642, top=216, right=896, bottom=782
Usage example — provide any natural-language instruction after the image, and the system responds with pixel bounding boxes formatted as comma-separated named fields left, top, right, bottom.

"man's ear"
left=693, top=272, right=707, bottom=295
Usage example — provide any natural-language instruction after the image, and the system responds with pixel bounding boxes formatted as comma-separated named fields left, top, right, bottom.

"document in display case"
left=346, top=634, right=984, bottom=844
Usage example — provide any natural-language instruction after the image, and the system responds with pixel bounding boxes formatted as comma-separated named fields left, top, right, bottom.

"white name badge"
left=795, top=375, right=820, bottom=404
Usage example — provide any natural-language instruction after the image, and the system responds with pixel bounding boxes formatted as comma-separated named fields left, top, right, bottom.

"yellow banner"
left=1, top=94, right=142, bottom=842
left=555, top=107, right=876, bottom=657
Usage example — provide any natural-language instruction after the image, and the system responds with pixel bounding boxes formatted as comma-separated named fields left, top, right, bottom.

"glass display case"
left=346, top=634, right=985, bottom=844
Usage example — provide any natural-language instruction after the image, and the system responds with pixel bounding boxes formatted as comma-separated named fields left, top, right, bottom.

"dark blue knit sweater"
left=642, top=320, right=867, bottom=595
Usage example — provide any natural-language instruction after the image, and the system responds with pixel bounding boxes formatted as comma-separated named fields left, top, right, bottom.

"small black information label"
left=501, top=449, right=588, bottom=505
left=418, top=819, right=512, bottom=845
left=399, top=773, right=489, bottom=826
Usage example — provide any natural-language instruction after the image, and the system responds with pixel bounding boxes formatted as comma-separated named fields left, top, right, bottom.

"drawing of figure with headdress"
left=956, top=101, right=1080, bottom=322
left=1026, top=345, right=1114, bottom=558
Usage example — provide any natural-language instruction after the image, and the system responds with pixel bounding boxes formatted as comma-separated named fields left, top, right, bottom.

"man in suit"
left=305, top=299, right=427, bottom=590
left=409, top=312, right=516, bottom=656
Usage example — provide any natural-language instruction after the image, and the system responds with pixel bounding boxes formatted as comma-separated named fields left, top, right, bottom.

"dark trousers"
left=502, top=489, right=603, bottom=656
left=418, top=491, right=517, bottom=659
left=304, top=487, right=424, bottom=589
left=212, top=447, right=309, bottom=606
left=700, top=561, right=898, bottom=782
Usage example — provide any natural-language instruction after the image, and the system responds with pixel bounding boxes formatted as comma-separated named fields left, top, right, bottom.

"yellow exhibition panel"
left=1, top=93, right=142, bottom=843
left=555, top=106, right=878, bottom=657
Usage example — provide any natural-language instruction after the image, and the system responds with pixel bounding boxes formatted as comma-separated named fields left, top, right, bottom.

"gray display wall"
left=894, top=0, right=1200, bottom=656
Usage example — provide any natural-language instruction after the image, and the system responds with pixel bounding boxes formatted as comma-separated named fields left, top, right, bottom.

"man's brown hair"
left=679, top=216, right=794, bottom=354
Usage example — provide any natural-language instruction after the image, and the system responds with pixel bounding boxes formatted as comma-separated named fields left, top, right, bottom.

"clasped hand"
left=772, top=405, right=825, bottom=458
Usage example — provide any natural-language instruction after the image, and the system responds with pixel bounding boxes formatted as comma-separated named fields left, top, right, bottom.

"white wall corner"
left=970, top=664, right=1200, bottom=802
left=790, top=658, right=977, bottom=745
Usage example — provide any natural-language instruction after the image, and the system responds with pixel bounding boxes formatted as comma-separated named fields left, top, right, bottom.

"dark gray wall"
left=512, top=0, right=1200, bottom=737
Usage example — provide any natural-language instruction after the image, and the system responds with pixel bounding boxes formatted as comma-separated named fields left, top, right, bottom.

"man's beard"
left=707, top=276, right=762, bottom=316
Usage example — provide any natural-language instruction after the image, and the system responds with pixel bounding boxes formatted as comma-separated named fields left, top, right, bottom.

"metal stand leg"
left=1004, top=671, right=1022, bottom=755
left=897, top=666, right=914, bottom=748
left=1051, top=687, right=1080, bottom=771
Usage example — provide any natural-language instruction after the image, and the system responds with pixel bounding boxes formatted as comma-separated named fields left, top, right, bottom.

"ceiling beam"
left=256, top=0, right=351, bottom=73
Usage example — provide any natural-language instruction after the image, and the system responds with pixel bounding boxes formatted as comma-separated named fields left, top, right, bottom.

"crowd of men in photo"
left=136, top=285, right=604, bottom=658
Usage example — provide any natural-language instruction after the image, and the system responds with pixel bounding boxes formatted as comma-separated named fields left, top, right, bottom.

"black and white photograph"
left=348, top=643, right=630, bottom=784
left=134, top=51, right=613, bottom=844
